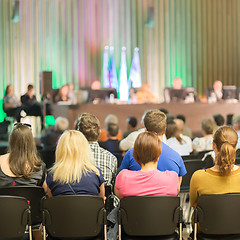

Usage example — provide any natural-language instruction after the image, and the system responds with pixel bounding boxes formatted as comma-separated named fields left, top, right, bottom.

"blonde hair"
left=213, top=126, right=238, bottom=176
left=55, top=117, right=69, bottom=131
left=52, top=130, right=99, bottom=184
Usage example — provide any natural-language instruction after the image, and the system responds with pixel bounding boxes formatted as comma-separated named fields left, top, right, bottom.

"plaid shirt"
left=89, top=142, right=117, bottom=185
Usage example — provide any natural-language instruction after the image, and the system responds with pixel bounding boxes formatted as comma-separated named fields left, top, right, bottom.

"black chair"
left=0, top=186, right=45, bottom=226
left=0, top=195, right=32, bottom=239
left=42, top=195, right=107, bottom=240
left=39, top=147, right=56, bottom=169
left=118, top=196, right=182, bottom=240
left=193, top=194, right=240, bottom=240
left=181, top=159, right=205, bottom=192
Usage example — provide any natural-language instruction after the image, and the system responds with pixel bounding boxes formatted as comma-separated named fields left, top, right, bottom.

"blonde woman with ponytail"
left=44, top=130, right=105, bottom=199
left=190, top=126, right=240, bottom=207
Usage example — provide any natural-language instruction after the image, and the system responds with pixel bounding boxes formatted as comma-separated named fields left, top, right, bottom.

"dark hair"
left=9, top=124, right=41, bottom=178
left=27, top=84, right=34, bottom=91
left=159, top=108, right=169, bottom=115
left=76, top=113, right=100, bottom=141
left=107, top=123, right=119, bottom=137
left=133, top=132, right=162, bottom=165
left=127, top=117, right=138, bottom=128
left=143, top=109, right=167, bottom=135
left=5, top=85, right=12, bottom=96
left=213, top=114, right=225, bottom=126
left=176, top=114, right=186, bottom=123
left=213, top=126, right=238, bottom=176
left=166, top=120, right=183, bottom=144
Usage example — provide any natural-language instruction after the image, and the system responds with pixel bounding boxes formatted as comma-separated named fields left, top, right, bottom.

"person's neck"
left=211, top=164, right=238, bottom=172
left=108, top=136, right=118, bottom=140
left=141, top=161, right=158, bottom=172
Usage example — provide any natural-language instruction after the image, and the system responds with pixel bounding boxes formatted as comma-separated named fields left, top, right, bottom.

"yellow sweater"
left=190, top=167, right=240, bottom=207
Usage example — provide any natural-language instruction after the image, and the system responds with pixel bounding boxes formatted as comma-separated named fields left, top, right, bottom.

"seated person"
left=213, top=113, right=225, bottom=126
left=21, top=84, right=44, bottom=129
left=164, top=78, right=188, bottom=103
left=3, top=85, right=22, bottom=122
left=44, top=130, right=105, bottom=199
left=121, top=110, right=187, bottom=186
left=135, top=83, right=157, bottom=104
left=166, top=120, right=191, bottom=156
left=40, top=117, right=69, bottom=150
left=122, top=116, right=138, bottom=139
left=115, top=131, right=179, bottom=199
left=98, top=114, right=122, bottom=142
left=0, top=123, right=46, bottom=187
left=192, top=118, right=216, bottom=152
left=54, top=85, right=70, bottom=103
left=190, top=126, right=240, bottom=233
left=176, top=114, right=193, bottom=139
left=206, top=80, right=223, bottom=102
left=99, top=123, right=123, bottom=167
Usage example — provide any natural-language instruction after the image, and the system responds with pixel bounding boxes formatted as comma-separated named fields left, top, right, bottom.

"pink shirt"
left=115, top=169, right=179, bottom=198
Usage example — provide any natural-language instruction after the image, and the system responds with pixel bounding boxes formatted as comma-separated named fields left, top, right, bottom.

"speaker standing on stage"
left=21, top=84, right=44, bottom=129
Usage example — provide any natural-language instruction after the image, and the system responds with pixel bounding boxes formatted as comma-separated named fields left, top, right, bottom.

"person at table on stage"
left=3, top=85, right=22, bottom=122
left=205, top=80, right=223, bottom=103
left=135, top=83, right=158, bottom=104
left=164, top=77, right=188, bottom=103
left=21, top=84, right=44, bottom=129
left=54, top=84, right=76, bottom=105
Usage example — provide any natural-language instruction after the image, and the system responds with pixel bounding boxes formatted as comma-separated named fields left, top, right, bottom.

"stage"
left=53, top=102, right=240, bottom=138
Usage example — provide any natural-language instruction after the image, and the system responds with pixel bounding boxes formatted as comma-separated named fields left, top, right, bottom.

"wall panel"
left=1, top=0, right=240, bottom=121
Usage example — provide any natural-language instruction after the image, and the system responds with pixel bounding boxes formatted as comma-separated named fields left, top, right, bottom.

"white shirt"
left=166, top=137, right=191, bottom=156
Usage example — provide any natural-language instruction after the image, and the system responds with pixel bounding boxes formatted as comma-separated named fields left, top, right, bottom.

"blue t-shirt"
left=46, top=167, right=105, bottom=196
left=120, top=142, right=187, bottom=177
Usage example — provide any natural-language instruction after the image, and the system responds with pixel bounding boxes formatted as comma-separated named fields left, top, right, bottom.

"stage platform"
left=53, top=102, right=240, bottom=138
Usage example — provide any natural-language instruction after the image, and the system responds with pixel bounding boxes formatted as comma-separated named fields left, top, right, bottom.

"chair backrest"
left=181, top=159, right=205, bottom=191
left=0, top=186, right=45, bottom=226
left=119, top=195, right=182, bottom=236
left=42, top=195, right=106, bottom=238
left=196, top=194, right=240, bottom=235
left=0, top=196, right=30, bottom=238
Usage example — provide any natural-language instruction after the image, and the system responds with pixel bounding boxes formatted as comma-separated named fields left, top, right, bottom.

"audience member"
left=226, top=113, right=234, bottom=126
left=76, top=113, right=117, bottom=186
left=44, top=130, right=105, bottom=199
left=67, top=83, right=77, bottom=104
left=122, top=116, right=138, bottom=139
left=40, top=117, right=69, bottom=150
left=119, top=111, right=149, bottom=152
left=3, top=85, right=22, bottom=122
left=121, top=109, right=187, bottom=186
left=98, top=114, right=122, bottom=142
left=21, top=84, right=44, bottom=129
left=232, top=115, right=240, bottom=149
left=135, top=83, right=157, bottom=104
left=213, top=113, right=225, bottom=126
left=176, top=114, right=193, bottom=138
left=0, top=123, right=46, bottom=186
left=166, top=120, right=191, bottom=156
left=190, top=126, right=240, bottom=208
left=192, top=118, right=216, bottom=152
left=115, top=132, right=179, bottom=199
left=159, top=108, right=169, bottom=115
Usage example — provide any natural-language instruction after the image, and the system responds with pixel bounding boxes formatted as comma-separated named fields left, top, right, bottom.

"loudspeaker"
left=11, top=0, right=20, bottom=23
left=40, top=71, right=52, bottom=96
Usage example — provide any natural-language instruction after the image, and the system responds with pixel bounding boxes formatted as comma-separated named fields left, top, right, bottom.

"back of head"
left=176, top=114, right=186, bottom=123
left=213, top=126, right=238, bottom=176
left=213, top=114, right=225, bottom=126
left=233, top=115, right=240, bottom=130
left=9, top=123, right=41, bottom=178
left=5, top=85, right=12, bottom=96
left=133, top=132, right=162, bottom=165
left=174, top=118, right=184, bottom=133
left=76, top=113, right=100, bottom=141
left=159, top=108, right=169, bottom=115
left=166, top=120, right=183, bottom=144
left=107, top=123, right=119, bottom=137
left=53, top=130, right=99, bottom=183
left=127, top=116, right=138, bottom=128
left=144, top=109, right=167, bottom=135
left=201, top=118, right=216, bottom=135
left=55, top=117, right=69, bottom=132
left=104, top=114, right=118, bottom=126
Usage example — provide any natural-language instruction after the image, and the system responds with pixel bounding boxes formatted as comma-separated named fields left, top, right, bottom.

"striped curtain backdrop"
left=1, top=0, right=240, bottom=120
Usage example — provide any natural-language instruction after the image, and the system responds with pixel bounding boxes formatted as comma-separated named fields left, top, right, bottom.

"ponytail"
left=216, top=142, right=236, bottom=176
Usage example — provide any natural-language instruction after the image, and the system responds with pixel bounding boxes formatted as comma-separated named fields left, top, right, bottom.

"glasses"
left=13, top=123, right=32, bottom=129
